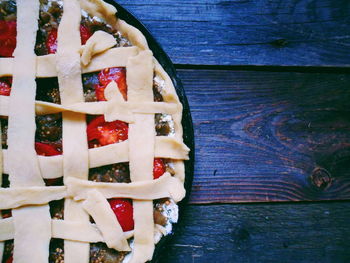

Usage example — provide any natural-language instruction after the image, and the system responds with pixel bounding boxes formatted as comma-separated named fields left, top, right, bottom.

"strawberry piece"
left=46, top=25, right=92, bottom=54
left=0, top=77, right=12, bottom=96
left=5, top=255, right=13, bottom=263
left=44, top=178, right=62, bottom=186
left=35, top=143, right=63, bottom=185
left=0, top=20, right=16, bottom=57
left=1, top=209, right=12, bottom=219
left=95, top=67, right=127, bottom=101
left=108, top=198, right=134, bottom=232
left=80, top=25, right=92, bottom=45
left=87, top=116, right=128, bottom=147
left=35, top=142, right=61, bottom=156
left=153, top=158, right=166, bottom=179
left=46, top=28, right=58, bottom=54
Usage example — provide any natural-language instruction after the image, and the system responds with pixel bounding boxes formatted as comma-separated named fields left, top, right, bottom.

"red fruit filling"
left=46, top=28, right=58, bottom=54
left=0, top=77, right=12, bottom=96
left=153, top=158, right=166, bottom=179
left=46, top=25, right=92, bottom=54
left=87, top=116, right=128, bottom=148
left=80, top=25, right=92, bottom=45
left=5, top=255, right=13, bottom=263
left=108, top=198, right=134, bottom=232
left=1, top=209, right=12, bottom=219
left=0, top=20, right=16, bottom=57
left=35, top=142, right=62, bottom=186
left=35, top=142, right=61, bottom=156
left=95, top=67, right=127, bottom=101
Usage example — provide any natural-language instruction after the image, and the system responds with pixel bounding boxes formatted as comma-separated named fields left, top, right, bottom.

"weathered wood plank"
left=157, top=202, right=350, bottom=263
left=116, top=0, right=350, bottom=66
left=178, top=69, right=350, bottom=203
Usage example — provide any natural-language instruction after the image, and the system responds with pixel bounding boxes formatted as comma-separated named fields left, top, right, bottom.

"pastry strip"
left=0, top=96, right=9, bottom=116
left=117, top=19, right=149, bottom=50
left=0, top=218, right=134, bottom=243
left=66, top=174, right=186, bottom=202
left=154, top=61, right=186, bottom=182
left=6, top=0, right=52, bottom=262
left=0, top=123, right=3, bottom=263
left=1, top=97, right=178, bottom=120
left=127, top=51, right=155, bottom=262
left=56, top=0, right=90, bottom=262
left=0, top=218, right=14, bottom=242
left=0, top=47, right=138, bottom=78
left=82, top=190, right=130, bottom=251
left=33, top=99, right=179, bottom=119
left=0, top=58, right=13, bottom=77
left=81, top=46, right=138, bottom=74
left=80, top=30, right=117, bottom=66
left=0, top=186, right=66, bottom=210
left=79, top=0, right=118, bottom=27
left=2, top=138, right=189, bottom=177
left=52, top=220, right=103, bottom=243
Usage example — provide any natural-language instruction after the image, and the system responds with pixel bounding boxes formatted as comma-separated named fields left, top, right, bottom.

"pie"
left=0, top=0, right=190, bottom=262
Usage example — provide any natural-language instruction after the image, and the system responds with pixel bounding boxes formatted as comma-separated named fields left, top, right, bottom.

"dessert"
left=0, top=0, right=189, bottom=262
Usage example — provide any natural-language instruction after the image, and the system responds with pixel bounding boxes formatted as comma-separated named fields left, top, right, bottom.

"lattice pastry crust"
left=0, top=0, right=189, bottom=262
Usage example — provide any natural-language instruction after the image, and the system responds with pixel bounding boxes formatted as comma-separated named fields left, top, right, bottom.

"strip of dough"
left=154, top=136, right=190, bottom=160
left=52, top=220, right=104, bottom=243
left=7, top=1, right=52, bottom=262
left=127, top=51, right=155, bottom=262
left=2, top=138, right=189, bottom=177
left=7, top=2, right=44, bottom=187
left=88, top=141, right=129, bottom=169
left=153, top=60, right=188, bottom=184
left=34, top=99, right=178, bottom=119
left=56, top=1, right=90, bottom=262
left=1, top=47, right=138, bottom=79
left=0, top=186, right=66, bottom=210
left=66, top=174, right=186, bottom=202
left=0, top=96, right=9, bottom=116
left=0, top=58, right=12, bottom=77
left=1, top=96, right=178, bottom=122
left=0, top=218, right=134, bottom=243
left=82, top=190, right=130, bottom=251
left=0, top=122, right=3, bottom=262
left=0, top=218, right=14, bottom=242
left=79, top=0, right=117, bottom=26
left=117, top=19, right=149, bottom=50
left=80, top=30, right=116, bottom=66
left=81, top=46, right=139, bottom=74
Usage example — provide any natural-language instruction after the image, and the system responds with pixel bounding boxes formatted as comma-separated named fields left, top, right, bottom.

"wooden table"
left=118, top=1, right=350, bottom=262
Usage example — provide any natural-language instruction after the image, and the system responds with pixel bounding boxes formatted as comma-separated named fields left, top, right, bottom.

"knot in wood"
left=270, top=38, right=288, bottom=48
left=310, top=167, right=332, bottom=189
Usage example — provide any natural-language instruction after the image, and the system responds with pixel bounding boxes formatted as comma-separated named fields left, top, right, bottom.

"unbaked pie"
left=0, top=0, right=189, bottom=262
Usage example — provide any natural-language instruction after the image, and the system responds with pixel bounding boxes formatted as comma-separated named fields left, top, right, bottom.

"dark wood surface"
left=118, top=0, right=350, bottom=66
left=158, top=202, right=350, bottom=263
left=115, top=0, right=350, bottom=262
left=180, top=69, right=350, bottom=203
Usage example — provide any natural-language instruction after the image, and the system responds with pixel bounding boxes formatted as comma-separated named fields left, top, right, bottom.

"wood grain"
left=116, top=0, right=350, bottom=66
left=178, top=69, right=350, bottom=203
left=157, top=202, right=350, bottom=263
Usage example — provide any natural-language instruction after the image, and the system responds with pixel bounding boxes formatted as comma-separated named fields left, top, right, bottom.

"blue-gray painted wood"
left=178, top=69, right=350, bottom=203
left=157, top=202, right=350, bottom=263
left=116, top=0, right=350, bottom=66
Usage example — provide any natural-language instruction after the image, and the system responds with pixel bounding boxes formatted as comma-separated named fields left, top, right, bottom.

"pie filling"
left=0, top=0, right=187, bottom=263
